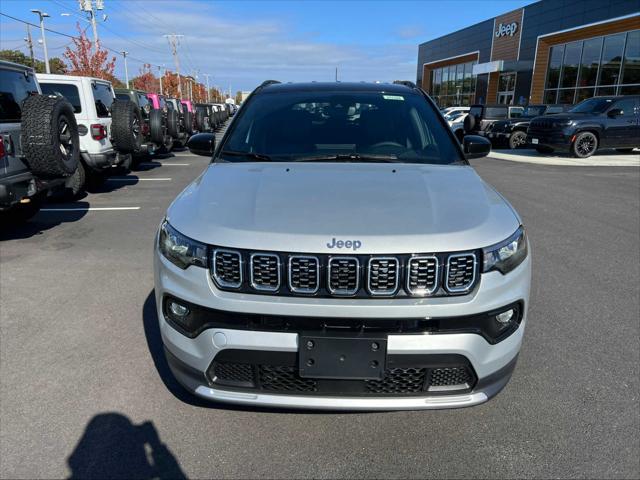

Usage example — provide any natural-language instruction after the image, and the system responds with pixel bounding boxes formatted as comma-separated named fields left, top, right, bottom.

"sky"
left=0, top=0, right=532, bottom=92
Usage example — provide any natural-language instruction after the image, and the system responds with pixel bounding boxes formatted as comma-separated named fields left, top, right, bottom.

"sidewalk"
left=488, top=148, right=639, bottom=167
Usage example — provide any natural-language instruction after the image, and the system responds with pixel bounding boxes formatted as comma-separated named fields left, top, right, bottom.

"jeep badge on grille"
left=326, top=238, right=362, bottom=251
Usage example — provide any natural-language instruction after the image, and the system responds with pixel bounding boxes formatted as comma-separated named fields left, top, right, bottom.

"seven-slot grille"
left=210, top=250, right=479, bottom=297
left=212, top=249, right=242, bottom=288
left=288, top=256, right=320, bottom=293
left=446, top=253, right=476, bottom=292
left=250, top=253, right=280, bottom=291
left=407, top=256, right=438, bottom=295
left=328, top=257, right=360, bottom=295
left=367, top=257, right=399, bottom=295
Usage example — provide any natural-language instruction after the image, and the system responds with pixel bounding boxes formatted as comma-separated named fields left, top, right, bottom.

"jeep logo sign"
left=495, top=22, right=518, bottom=37
left=326, top=238, right=362, bottom=251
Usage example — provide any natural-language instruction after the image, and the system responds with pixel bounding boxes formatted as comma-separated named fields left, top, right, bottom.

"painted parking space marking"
left=138, top=162, right=190, bottom=167
left=41, top=207, right=141, bottom=212
left=107, top=177, right=172, bottom=181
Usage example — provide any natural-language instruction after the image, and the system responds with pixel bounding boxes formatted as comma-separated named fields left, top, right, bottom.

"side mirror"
left=607, top=108, right=623, bottom=118
left=187, top=133, right=215, bottom=157
left=463, top=135, right=491, bottom=159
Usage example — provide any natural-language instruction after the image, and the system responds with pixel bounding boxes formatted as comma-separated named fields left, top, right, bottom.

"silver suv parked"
left=154, top=81, right=531, bottom=410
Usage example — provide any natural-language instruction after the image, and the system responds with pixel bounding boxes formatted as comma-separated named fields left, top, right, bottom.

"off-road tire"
left=463, top=114, right=475, bottom=134
left=183, top=111, right=194, bottom=134
left=572, top=131, right=598, bottom=158
left=509, top=130, right=527, bottom=149
left=167, top=109, right=179, bottom=137
left=195, top=109, right=205, bottom=132
left=111, top=100, right=143, bottom=153
left=535, top=145, right=554, bottom=154
left=150, top=109, right=165, bottom=144
left=21, top=95, right=79, bottom=177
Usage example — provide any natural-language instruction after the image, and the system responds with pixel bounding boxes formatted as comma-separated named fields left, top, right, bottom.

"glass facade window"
left=430, top=61, right=477, bottom=108
left=543, top=30, right=640, bottom=104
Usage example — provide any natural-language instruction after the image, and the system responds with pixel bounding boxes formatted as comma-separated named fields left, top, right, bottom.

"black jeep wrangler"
left=463, top=104, right=524, bottom=138
left=112, top=88, right=163, bottom=162
left=526, top=96, right=640, bottom=158
left=166, top=98, right=193, bottom=148
left=485, top=104, right=571, bottom=149
left=0, top=60, right=79, bottom=223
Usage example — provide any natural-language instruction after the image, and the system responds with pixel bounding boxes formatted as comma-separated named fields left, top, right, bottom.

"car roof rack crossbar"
left=257, top=80, right=281, bottom=90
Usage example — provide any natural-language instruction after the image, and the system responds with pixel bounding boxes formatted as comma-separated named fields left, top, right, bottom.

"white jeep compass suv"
left=154, top=81, right=531, bottom=410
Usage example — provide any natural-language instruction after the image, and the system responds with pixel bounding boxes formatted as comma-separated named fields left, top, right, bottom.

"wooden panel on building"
left=530, top=15, right=640, bottom=103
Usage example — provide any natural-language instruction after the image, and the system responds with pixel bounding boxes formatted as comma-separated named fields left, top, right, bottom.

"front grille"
left=365, top=368, right=427, bottom=394
left=212, top=249, right=242, bottom=288
left=288, top=256, right=320, bottom=293
left=407, top=256, right=438, bottom=295
left=209, top=357, right=476, bottom=396
left=446, top=254, right=476, bottom=292
left=259, top=365, right=317, bottom=392
left=428, top=367, right=474, bottom=391
left=250, top=253, right=280, bottom=291
left=367, top=257, right=399, bottom=295
left=328, top=257, right=359, bottom=295
left=210, top=248, right=479, bottom=298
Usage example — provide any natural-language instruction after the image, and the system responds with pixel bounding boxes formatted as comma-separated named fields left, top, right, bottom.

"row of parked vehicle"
left=0, top=59, right=237, bottom=222
left=442, top=95, right=640, bottom=158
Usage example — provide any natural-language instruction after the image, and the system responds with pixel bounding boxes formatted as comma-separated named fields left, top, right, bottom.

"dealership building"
left=416, top=0, right=639, bottom=107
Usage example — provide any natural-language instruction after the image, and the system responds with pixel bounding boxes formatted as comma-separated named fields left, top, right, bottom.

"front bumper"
left=154, top=251, right=531, bottom=410
left=526, top=131, right=572, bottom=151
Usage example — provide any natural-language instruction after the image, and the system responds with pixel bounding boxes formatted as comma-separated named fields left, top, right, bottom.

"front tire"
left=572, top=132, right=598, bottom=158
left=509, top=131, right=527, bottom=149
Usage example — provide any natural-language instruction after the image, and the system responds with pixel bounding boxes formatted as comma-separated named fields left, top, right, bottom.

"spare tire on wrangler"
left=167, top=109, right=179, bottom=137
left=150, top=109, right=164, bottom=144
left=111, top=100, right=142, bottom=153
left=463, top=114, right=475, bottom=134
left=183, top=111, right=194, bottom=134
left=195, top=109, right=205, bottom=132
left=21, top=95, right=79, bottom=177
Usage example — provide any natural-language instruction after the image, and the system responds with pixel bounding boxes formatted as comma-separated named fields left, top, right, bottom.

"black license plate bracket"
left=298, top=335, right=387, bottom=380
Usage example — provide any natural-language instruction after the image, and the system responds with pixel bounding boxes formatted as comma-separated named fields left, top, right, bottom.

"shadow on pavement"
left=67, top=412, right=186, bottom=480
left=0, top=201, right=89, bottom=241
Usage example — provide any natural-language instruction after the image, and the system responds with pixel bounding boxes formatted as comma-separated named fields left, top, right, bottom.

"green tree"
left=0, top=49, right=67, bottom=74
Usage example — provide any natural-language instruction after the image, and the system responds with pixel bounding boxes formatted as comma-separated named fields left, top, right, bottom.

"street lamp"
left=31, top=9, right=50, bottom=74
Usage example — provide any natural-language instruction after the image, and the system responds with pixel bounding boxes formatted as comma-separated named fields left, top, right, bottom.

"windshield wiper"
left=220, top=150, right=273, bottom=162
left=293, top=153, right=402, bottom=163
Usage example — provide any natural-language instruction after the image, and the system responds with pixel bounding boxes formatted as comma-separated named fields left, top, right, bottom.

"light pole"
left=121, top=51, right=129, bottom=88
left=203, top=73, right=211, bottom=102
left=31, top=10, right=50, bottom=74
left=158, top=65, right=164, bottom=95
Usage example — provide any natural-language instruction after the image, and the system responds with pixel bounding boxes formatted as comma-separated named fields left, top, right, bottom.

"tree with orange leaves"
left=162, top=71, right=182, bottom=98
left=64, top=23, right=116, bottom=80
left=131, top=64, right=158, bottom=93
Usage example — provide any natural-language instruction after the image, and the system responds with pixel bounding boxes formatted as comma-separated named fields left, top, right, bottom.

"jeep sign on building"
left=417, top=0, right=640, bottom=107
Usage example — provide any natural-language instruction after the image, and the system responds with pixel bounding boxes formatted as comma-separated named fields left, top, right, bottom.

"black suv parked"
left=113, top=88, right=160, bottom=162
left=485, top=104, right=571, bottom=149
left=1, top=60, right=79, bottom=222
left=463, top=104, right=524, bottom=137
left=527, top=96, right=640, bottom=158
left=166, top=98, right=193, bottom=148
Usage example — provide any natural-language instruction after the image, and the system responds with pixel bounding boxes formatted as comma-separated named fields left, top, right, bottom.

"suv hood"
left=167, top=163, right=520, bottom=254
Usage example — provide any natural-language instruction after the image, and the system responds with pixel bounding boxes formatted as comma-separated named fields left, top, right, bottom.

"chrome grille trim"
left=445, top=253, right=477, bottom=293
left=367, top=257, right=400, bottom=296
left=212, top=249, right=243, bottom=289
left=327, top=256, right=360, bottom=296
left=406, top=255, right=439, bottom=296
left=288, top=255, right=320, bottom=294
left=249, top=253, right=281, bottom=292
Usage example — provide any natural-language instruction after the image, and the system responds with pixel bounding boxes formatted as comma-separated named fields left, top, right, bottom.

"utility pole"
left=121, top=51, right=129, bottom=88
left=158, top=65, right=164, bottom=95
left=335, top=67, right=338, bottom=81
left=31, top=10, right=50, bottom=74
left=24, top=24, right=35, bottom=68
left=79, top=0, right=103, bottom=52
left=203, top=74, right=211, bottom=102
left=164, top=34, right=184, bottom=98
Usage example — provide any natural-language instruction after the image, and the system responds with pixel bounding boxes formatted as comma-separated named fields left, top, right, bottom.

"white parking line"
left=41, top=207, right=141, bottom=212
left=138, top=163, right=190, bottom=167
left=107, top=177, right=172, bottom=181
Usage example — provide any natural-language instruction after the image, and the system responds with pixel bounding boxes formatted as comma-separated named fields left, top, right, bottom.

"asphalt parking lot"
left=1, top=142, right=639, bottom=478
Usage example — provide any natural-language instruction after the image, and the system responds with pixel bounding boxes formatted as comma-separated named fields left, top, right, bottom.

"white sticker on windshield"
left=382, top=95, right=404, bottom=101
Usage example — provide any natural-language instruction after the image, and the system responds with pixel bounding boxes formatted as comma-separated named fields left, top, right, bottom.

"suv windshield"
left=570, top=97, right=615, bottom=113
left=0, top=69, right=39, bottom=122
left=222, top=90, right=463, bottom=164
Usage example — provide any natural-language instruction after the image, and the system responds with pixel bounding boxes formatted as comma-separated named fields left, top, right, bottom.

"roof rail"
left=392, top=80, right=417, bottom=89
left=258, top=80, right=281, bottom=89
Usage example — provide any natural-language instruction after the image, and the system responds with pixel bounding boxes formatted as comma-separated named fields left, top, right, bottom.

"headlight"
left=482, top=226, right=528, bottom=274
left=158, top=220, right=207, bottom=269
left=553, top=120, right=572, bottom=128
